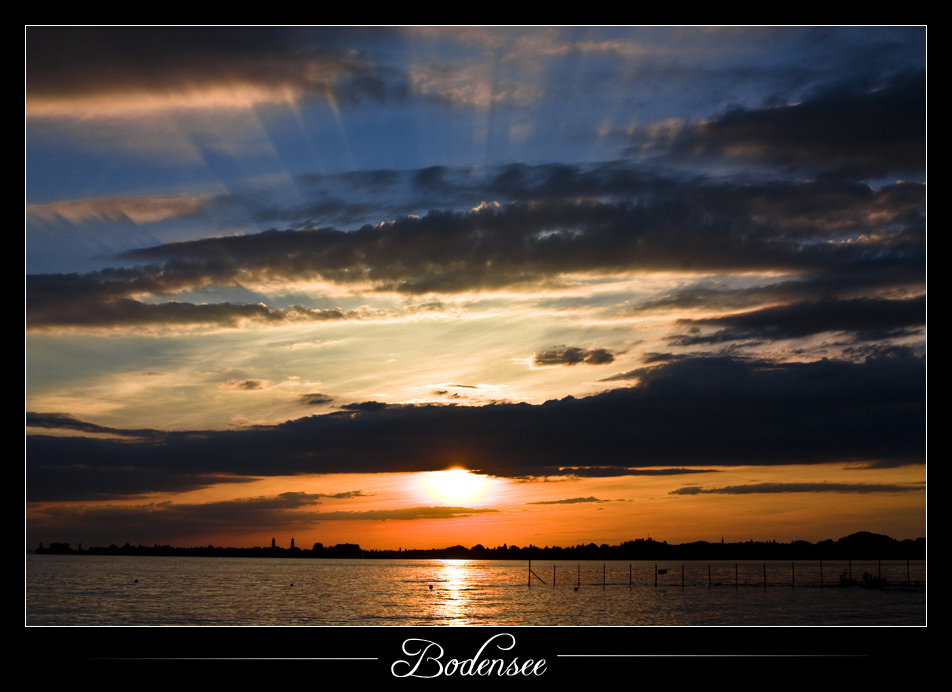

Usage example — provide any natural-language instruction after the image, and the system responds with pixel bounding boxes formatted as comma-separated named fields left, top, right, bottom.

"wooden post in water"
left=735, top=564, right=738, bottom=589
left=629, top=563, right=632, bottom=588
left=527, top=560, right=547, bottom=586
left=681, top=564, right=685, bottom=589
left=820, top=561, right=824, bottom=587
left=553, top=564, right=556, bottom=587
left=603, top=564, right=606, bottom=589
left=655, top=565, right=658, bottom=587
left=763, top=563, right=767, bottom=590
left=792, top=561, right=795, bottom=589
left=577, top=564, right=580, bottom=588
left=708, top=564, right=711, bottom=588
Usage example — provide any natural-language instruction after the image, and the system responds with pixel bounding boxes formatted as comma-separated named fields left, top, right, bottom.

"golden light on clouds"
left=26, top=84, right=308, bottom=120
left=26, top=195, right=210, bottom=225
left=26, top=27, right=925, bottom=556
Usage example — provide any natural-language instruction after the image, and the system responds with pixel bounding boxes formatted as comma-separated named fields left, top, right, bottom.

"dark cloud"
left=516, top=467, right=722, bottom=478
left=26, top=27, right=407, bottom=109
left=641, top=353, right=682, bottom=364
left=303, top=506, right=498, bottom=521
left=338, top=401, right=394, bottom=412
left=30, top=489, right=372, bottom=544
left=526, top=496, right=607, bottom=505
left=26, top=353, right=925, bottom=501
left=670, top=295, right=926, bottom=346
left=658, top=70, right=926, bottom=177
left=25, top=272, right=358, bottom=329
left=634, top=269, right=927, bottom=316
left=413, top=165, right=452, bottom=191
left=120, top=181, right=925, bottom=292
left=323, top=491, right=368, bottom=499
left=255, top=153, right=927, bottom=234
left=221, top=379, right=268, bottom=391
left=27, top=464, right=257, bottom=502
left=841, top=343, right=923, bottom=362
left=25, top=411, right=163, bottom=440
left=25, top=174, right=923, bottom=328
left=265, top=163, right=682, bottom=230
left=533, top=347, right=615, bottom=367
left=256, top=197, right=381, bottom=230
left=670, top=482, right=919, bottom=495
left=299, top=392, right=334, bottom=406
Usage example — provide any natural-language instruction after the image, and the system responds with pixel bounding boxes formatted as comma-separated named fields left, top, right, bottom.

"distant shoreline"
left=33, top=531, right=925, bottom=560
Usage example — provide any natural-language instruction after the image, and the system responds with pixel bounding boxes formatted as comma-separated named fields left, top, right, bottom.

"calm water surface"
left=25, top=555, right=925, bottom=626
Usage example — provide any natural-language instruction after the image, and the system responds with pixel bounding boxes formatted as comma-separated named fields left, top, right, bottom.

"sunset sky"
left=25, top=27, right=926, bottom=551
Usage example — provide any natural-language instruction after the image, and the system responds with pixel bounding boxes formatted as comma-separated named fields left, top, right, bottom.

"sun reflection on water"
left=424, top=559, right=479, bottom=625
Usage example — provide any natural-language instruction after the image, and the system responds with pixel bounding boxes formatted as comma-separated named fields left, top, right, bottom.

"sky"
left=25, top=26, right=926, bottom=551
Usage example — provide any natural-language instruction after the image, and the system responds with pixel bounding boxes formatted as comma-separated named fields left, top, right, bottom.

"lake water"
left=25, top=555, right=925, bottom=626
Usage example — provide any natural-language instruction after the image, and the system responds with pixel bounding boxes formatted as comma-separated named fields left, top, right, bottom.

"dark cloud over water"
left=27, top=353, right=925, bottom=502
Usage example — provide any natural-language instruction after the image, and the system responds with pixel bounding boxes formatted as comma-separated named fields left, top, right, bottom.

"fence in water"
left=526, top=559, right=925, bottom=590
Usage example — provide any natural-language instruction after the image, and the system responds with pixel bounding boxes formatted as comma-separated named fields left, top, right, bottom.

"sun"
left=423, top=468, right=488, bottom=505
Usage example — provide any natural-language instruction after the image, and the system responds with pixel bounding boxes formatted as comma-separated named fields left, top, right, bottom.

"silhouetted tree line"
left=34, top=531, right=924, bottom=560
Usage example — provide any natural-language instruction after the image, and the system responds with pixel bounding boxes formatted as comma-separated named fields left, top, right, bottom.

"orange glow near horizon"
left=24, top=463, right=926, bottom=552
